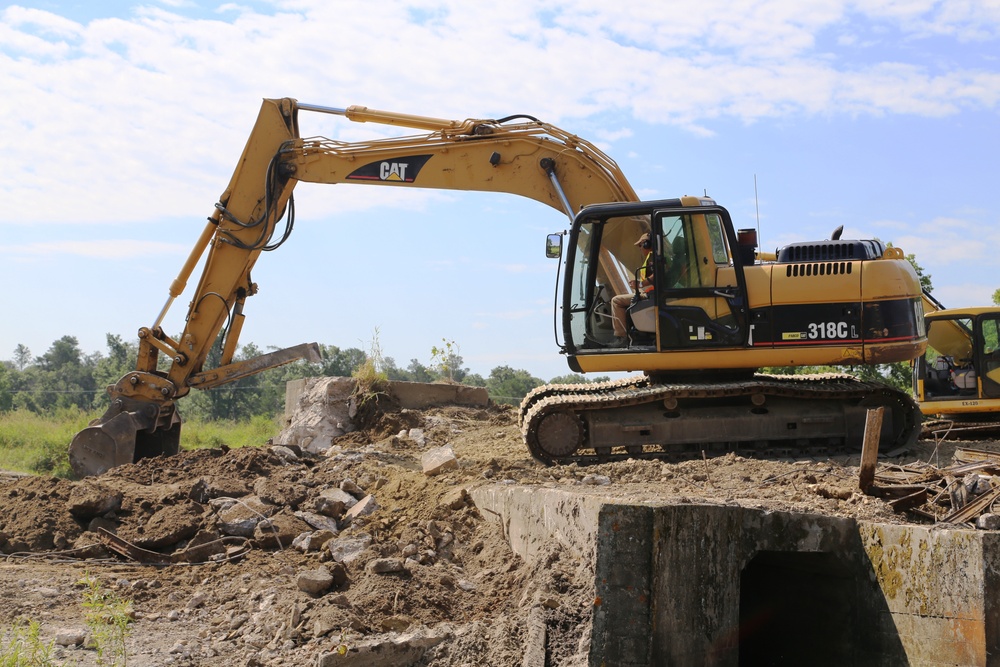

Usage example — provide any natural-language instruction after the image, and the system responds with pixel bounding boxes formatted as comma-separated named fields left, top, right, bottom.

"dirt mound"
left=0, top=398, right=980, bottom=666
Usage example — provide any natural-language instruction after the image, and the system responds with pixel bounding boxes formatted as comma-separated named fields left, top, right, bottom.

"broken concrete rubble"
left=421, top=445, right=458, bottom=475
left=7, top=377, right=1000, bottom=665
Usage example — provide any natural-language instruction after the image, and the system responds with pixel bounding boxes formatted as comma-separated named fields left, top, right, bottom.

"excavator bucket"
left=69, top=402, right=181, bottom=478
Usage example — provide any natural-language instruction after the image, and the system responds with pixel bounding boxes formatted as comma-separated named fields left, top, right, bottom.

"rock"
left=582, top=474, right=612, bottom=486
left=328, top=533, right=373, bottom=563
left=328, top=561, right=349, bottom=587
left=252, top=476, right=308, bottom=508
left=380, top=615, right=414, bottom=632
left=127, top=501, right=203, bottom=550
left=316, top=487, right=358, bottom=518
left=71, top=532, right=111, bottom=559
left=270, top=446, right=300, bottom=463
left=67, top=484, right=123, bottom=519
left=187, top=591, right=208, bottom=609
left=292, top=529, right=337, bottom=553
left=421, top=445, right=458, bottom=476
left=342, top=495, right=379, bottom=524
left=340, top=478, right=364, bottom=498
left=977, top=513, right=1000, bottom=530
left=294, top=511, right=340, bottom=534
left=439, top=488, right=470, bottom=511
left=366, top=557, right=405, bottom=574
left=217, top=496, right=277, bottom=537
left=176, top=530, right=226, bottom=563
left=190, top=476, right=250, bottom=501
left=297, top=568, right=334, bottom=596
left=254, top=512, right=312, bottom=550
left=54, top=628, right=86, bottom=646
left=278, top=377, right=358, bottom=454
left=316, top=626, right=451, bottom=667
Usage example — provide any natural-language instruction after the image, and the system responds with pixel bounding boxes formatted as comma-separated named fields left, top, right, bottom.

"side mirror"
left=545, top=233, right=563, bottom=259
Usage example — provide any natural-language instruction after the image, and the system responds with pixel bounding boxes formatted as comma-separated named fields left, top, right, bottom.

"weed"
left=78, top=575, right=133, bottom=666
left=0, top=619, right=59, bottom=666
left=349, top=330, right=391, bottom=430
left=430, top=338, right=459, bottom=382
left=333, top=627, right=350, bottom=657
left=351, top=329, right=389, bottom=407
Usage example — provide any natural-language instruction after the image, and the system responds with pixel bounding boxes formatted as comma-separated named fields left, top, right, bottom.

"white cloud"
left=2, top=0, right=998, bottom=228
left=1, top=239, right=187, bottom=260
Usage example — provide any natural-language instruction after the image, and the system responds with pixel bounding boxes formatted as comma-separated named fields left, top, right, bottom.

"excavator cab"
left=557, top=197, right=752, bottom=370
left=914, top=308, right=1000, bottom=421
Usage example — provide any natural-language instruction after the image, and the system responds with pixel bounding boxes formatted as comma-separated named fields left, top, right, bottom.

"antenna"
left=754, top=174, right=761, bottom=249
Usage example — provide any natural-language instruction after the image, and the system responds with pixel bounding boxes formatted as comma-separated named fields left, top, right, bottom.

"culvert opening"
left=739, top=550, right=855, bottom=666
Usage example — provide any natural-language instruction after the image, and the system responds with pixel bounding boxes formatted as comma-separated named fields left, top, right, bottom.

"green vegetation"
left=0, top=409, right=284, bottom=476
left=78, top=575, right=133, bottom=666
left=0, top=408, right=91, bottom=478
left=0, top=576, right=132, bottom=666
left=350, top=330, right=390, bottom=410
left=2, top=332, right=612, bottom=476
left=0, top=620, right=58, bottom=666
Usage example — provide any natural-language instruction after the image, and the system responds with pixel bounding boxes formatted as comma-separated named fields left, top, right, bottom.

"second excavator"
left=68, top=98, right=927, bottom=477
left=912, top=291, right=1000, bottom=437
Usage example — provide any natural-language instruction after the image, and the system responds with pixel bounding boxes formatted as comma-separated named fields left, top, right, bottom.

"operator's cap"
left=634, top=233, right=650, bottom=246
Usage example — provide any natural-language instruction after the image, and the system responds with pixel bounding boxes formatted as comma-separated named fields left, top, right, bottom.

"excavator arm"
left=69, top=97, right=642, bottom=477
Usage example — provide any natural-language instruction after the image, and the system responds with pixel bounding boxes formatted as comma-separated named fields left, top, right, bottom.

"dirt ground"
left=0, top=397, right=992, bottom=666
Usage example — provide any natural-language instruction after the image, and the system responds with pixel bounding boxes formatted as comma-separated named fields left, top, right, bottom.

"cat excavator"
left=68, top=98, right=927, bottom=477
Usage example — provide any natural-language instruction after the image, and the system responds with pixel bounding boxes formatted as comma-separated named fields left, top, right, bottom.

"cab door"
left=978, top=314, right=1000, bottom=398
left=652, top=206, right=749, bottom=350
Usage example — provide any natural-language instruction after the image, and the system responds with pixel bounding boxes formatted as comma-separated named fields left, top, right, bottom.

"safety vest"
left=639, top=253, right=654, bottom=293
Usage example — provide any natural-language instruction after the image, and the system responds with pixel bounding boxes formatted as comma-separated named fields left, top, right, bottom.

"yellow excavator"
left=68, top=98, right=927, bottom=476
left=913, top=291, right=1000, bottom=436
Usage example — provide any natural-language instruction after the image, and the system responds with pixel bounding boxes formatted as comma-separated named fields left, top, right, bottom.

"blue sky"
left=1, top=0, right=999, bottom=381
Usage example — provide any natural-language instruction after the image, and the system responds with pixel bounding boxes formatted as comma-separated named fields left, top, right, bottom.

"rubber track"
left=520, top=373, right=921, bottom=465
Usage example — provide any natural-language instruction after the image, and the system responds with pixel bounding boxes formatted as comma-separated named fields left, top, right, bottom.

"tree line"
left=0, top=256, right=981, bottom=423
left=0, top=334, right=598, bottom=422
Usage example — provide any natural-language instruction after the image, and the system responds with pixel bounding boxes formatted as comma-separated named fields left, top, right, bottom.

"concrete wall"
left=284, top=377, right=488, bottom=422
left=472, top=486, right=1000, bottom=667
left=859, top=523, right=1000, bottom=666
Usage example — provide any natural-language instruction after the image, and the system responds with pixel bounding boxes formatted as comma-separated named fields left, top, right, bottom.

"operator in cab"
left=609, top=232, right=660, bottom=348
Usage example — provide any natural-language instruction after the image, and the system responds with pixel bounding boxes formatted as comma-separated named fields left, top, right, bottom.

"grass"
left=0, top=408, right=91, bottom=478
left=350, top=329, right=390, bottom=410
left=182, top=413, right=283, bottom=451
left=0, top=409, right=283, bottom=478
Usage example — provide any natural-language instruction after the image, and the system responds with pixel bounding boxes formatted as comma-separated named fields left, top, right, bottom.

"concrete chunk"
left=316, top=626, right=450, bottom=667
left=422, top=445, right=458, bottom=476
left=297, top=567, right=334, bottom=596
left=343, top=495, right=379, bottom=523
